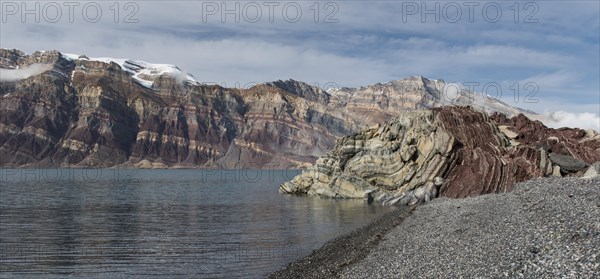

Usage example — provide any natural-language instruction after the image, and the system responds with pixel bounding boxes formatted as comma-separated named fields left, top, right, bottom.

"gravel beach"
left=269, top=177, right=600, bottom=278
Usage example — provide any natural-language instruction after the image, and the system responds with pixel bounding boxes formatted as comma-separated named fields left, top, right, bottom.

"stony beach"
left=269, top=177, right=600, bottom=278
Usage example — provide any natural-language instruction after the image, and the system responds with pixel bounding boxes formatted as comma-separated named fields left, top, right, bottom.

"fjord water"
left=0, top=169, right=393, bottom=278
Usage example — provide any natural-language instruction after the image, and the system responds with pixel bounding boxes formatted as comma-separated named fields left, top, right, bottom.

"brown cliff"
left=0, top=49, right=358, bottom=168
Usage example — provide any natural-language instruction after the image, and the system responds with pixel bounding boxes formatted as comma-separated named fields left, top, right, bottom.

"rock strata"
left=491, top=112, right=600, bottom=164
left=280, top=107, right=600, bottom=202
left=1, top=49, right=597, bottom=171
left=0, top=49, right=357, bottom=168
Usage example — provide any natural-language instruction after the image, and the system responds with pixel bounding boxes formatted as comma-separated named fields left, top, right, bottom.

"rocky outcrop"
left=280, top=109, right=457, bottom=205
left=491, top=113, right=600, bottom=164
left=280, top=107, right=600, bottom=203
left=491, top=112, right=600, bottom=175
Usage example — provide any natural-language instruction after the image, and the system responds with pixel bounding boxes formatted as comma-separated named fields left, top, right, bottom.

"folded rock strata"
left=280, top=107, right=600, bottom=203
left=491, top=112, right=600, bottom=171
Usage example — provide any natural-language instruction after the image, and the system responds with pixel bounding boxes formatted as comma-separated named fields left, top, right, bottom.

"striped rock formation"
left=280, top=107, right=600, bottom=202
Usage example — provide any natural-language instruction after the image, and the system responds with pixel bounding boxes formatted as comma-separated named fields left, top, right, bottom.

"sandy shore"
left=269, top=177, right=600, bottom=278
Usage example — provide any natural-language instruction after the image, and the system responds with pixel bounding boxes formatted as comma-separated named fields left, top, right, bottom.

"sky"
left=1, top=0, right=599, bottom=129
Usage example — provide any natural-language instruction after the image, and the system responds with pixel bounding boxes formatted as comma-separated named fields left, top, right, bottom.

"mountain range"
left=0, top=49, right=547, bottom=168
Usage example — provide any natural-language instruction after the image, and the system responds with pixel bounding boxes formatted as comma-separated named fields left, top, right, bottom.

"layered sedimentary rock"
left=0, top=48, right=584, bottom=170
left=490, top=112, right=600, bottom=164
left=218, top=81, right=356, bottom=168
left=280, top=107, right=600, bottom=202
left=280, top=109, right=455, bottom=205
left=326, top=76, right=536, bottom=125
left=0, top=49, right=358, bottom=168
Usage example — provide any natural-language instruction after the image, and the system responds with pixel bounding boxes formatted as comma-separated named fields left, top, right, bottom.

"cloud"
left=519, top=71, right=578, bottom=90
left=169, top=70, right=192, bottom=85
left=542, top=111, right=600, bottom=131
left=514, top=70, right=599, bottom=97
left=0, top=64, right=53, bottom=81
left=0, top=1, right=597, bottom=117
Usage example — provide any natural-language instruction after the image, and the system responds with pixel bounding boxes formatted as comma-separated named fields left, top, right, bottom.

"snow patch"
left=61, top=53, right=199, bottom=88
left=61, top=53, right=81, bottom=61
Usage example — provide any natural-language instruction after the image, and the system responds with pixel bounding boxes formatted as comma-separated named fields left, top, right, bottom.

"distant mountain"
left=0, top=49, right=539, bottom=168
left=326, top=75, right=538, bottom=126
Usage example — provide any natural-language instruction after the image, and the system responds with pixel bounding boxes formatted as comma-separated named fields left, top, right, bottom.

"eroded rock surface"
left=280, top=107, right=600, bottom=202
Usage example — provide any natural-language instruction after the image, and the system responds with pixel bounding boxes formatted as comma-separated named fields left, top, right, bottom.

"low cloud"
left=542, top=111, right=600, bottom=131
left=168, top=69, right=195, bottom=86
left=0, top=64, right=53, bottom=82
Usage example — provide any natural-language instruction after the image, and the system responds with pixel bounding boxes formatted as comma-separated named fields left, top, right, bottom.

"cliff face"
left=0, top=49, right=363, bottom=168
left=280, top=107, right=600, bottom=203
left=1, top=50, right=238, bottom=167
left=217, top=81, right=358, bottom=168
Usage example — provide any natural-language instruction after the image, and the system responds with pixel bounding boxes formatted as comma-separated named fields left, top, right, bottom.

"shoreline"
left=268, top=177, right=600, bottom=278
left=267, top=205, right=417, bottom=278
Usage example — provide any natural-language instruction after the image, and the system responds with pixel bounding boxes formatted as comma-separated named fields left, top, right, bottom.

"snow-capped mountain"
left=60, top=53, right=200, bottom=88
left=327, top=75, right=538, bottom=125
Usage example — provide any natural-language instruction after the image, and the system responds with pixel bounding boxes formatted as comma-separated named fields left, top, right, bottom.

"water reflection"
left=0, top=169, right=394, bottom=278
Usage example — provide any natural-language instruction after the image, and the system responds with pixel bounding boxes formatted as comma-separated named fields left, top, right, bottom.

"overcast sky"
left=1, top=1, right=599, bottom=123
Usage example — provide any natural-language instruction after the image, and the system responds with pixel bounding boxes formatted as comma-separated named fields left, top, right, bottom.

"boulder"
left=548, top=153, right=589, bottom=173
left=552, top=166, right=562, bottom=177
left=583, top=162, right=600, bottom=179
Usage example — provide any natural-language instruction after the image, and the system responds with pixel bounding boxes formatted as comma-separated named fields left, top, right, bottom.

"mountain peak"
left=264, top=79, right=328, bottom=102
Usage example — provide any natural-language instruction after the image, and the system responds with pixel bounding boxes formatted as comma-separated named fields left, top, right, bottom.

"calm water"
left=0, top=169, right=394, bottom=278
